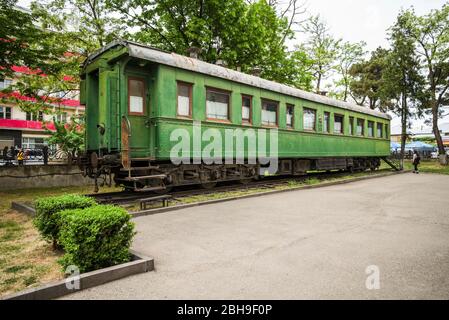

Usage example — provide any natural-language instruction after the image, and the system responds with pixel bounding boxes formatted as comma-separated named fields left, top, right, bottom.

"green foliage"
left=106, top=0, right=311, bottom=89
left=297, top=15, right=342, bottom=93
left=396, top=5, right=449, bottom=155
left=381, top=10, right=426, bottom=156
left=348, top=48, right=390, bottom=110
left=331, top=41, right=366, bottom=101
left=0, top=1, right=68, bottom=79
left=45, top=117, right=85, bottom=154
left=33, top=194, right=96, bottom=246
left=57, top=205, right=135, bottom=273
left=32, top=0, right=126, bottom=54
left=0, top=1, right=84, bottom=119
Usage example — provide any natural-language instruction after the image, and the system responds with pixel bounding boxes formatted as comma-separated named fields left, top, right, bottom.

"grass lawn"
left=403, top=160, right=449, bottom=174
left=0, top=185, right=120, bottom=298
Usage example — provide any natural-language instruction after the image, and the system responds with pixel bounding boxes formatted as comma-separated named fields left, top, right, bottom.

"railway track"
left=87, top=169, right=394, bottom=205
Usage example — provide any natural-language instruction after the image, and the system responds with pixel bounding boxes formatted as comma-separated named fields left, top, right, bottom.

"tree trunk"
left=343, top=82, right=348, bottom=101
left=316, top=73, right=322, bottom=93
left=431, top=99, right=445, bottom=155
left=399, top=95, right=407, bottom=170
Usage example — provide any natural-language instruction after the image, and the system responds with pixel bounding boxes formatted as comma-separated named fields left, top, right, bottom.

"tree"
left=45, top=117, right=85, bottom=159
left=32, top=0, right=125, bottom=57
left=399, top=5, right=449, bottom=159
left=383, top=11, right=426, bottom=166
left=3, top=0, right=125, bottom=119
left=0, top=1, right=68, bottom=79
left=332, top=41, right=366, bottom=101
left=297, top=15, right=341, bottom=93
left=105, top=0, right=311, bottom=87
left=348, top=48, right=389, bottom=111
left=1, top=1, right=82, bottom=124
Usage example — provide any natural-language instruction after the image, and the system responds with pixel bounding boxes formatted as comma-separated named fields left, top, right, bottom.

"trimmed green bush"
left=57, top=205, right=135, bottom=273
left=34, top=194, right=96, bottom=248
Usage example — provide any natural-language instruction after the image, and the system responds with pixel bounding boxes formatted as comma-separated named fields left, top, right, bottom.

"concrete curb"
left=11, top=201, right=36, bottom=216
left=2, top=250, right=154, bottom=300
left=130, top=170, right=410, bottom=218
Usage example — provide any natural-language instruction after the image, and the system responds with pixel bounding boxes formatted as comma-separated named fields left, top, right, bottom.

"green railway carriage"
left=79, top=40, right=391, bottom=192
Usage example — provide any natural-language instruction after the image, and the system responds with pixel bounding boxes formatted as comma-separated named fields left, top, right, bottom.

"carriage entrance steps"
left=382, top=156, right=402, bottom=171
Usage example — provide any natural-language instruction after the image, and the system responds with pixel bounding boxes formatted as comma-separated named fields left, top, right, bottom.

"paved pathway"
left=63, top=173, right=449, bottom=299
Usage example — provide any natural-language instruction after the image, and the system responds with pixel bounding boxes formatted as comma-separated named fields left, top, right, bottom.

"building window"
left=177, top=82, right=192, bottom=117
left=368, top=121, right=374, bottom=137
left=0, top=79, right=12, bottom=89
left=303, top=108, right=316, bottom=131
left=0, top=106, right=12, bottom=119
left=57, top=112, right=67, bottom=123
left=349, top=117, right=354, bottom=135
left=357, top=119, right=365, bottom=136
left=206, top=88, right=230, bottom=120
left=323, top=112, right=330, bottom=133
left=52, top=91, right=68, bottom=99
left=286, top=104, right=294, bottom=128
left=377, top=123, right=383, bottom=138
left=334, top=114, right=344, bottom=134
left=242, top=95, right=252, bottom=123
left=261, top=99, right=278, bottom=126
left=22, top=137, right=45, bottom=150
left=26, top=111, right=43, bottom=121
left=128, top=77, right=145, bottom=115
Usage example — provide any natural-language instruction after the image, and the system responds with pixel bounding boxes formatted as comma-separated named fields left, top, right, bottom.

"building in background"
left=391, top=122, right=449, bottom=146
left=0, top=67, right=83, bottom=150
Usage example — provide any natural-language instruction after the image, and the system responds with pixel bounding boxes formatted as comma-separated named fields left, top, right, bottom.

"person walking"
left=412, top=150, right=420, bottom=174
left=17, top=148, right=24, bottom=166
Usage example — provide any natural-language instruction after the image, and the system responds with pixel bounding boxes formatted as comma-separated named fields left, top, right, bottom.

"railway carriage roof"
left=85, top=40, right=390, bottom=120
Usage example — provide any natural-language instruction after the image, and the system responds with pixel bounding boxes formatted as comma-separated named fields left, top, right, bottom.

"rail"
left=87, top=168, right=398, bottom=205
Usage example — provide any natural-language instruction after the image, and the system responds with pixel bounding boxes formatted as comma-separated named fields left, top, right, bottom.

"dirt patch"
left=0, top=185, right=121, bottom=297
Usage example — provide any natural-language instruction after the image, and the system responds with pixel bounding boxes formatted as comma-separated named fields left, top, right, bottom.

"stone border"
left=2, top=250, right=154, bottom=300
left=11, top=201, right=36, bottom=216
left=130, top=170, right=410, bottom=218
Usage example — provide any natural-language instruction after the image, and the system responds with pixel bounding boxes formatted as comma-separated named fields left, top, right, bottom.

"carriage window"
left=357, top=119, right=364, bottom=136
left=377, top=123, right=383, bottom=138
left=286, top=104, right=294, bottom=128
left=334, top=114, right=343, bottom=134
left=303, top=108, right=316, bottom=131
left=261, top=100, right=278, bottom=126
left=242, top=95, right=251, bottom=123
left=368, top=121, right=374, bottom=137
left=206, top=89, right=229, bottom=120
left=177, top=82, right=192, bottom=117
left=349, top=117, right=354, bottom=135
left=385, top=124, right=389, bottom=139
left=323, top=112, right=330, bottom=133
left=128, top=78, right=145, bottom=115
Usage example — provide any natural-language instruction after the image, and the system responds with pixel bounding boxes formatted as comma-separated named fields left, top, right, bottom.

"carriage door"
left=126, top=76, right=151, bottom=159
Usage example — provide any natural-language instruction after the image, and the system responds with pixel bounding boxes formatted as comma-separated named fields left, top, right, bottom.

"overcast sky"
left=295, top=0, right=447, bottom=51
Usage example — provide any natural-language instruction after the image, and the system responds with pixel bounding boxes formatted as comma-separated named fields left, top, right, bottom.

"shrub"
left=34, top=194, right=96, bottom=248
left=57, top=205, right=135, bottom=273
